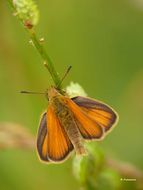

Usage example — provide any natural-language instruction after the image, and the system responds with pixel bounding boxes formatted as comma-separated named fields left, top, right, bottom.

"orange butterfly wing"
left=65, top=98, right=104, bottom=140
left=37, top=107, right=73, bottom=163
left=47, top=106, right=73, bottom=162
left=72, top=96, right=118, bottom=132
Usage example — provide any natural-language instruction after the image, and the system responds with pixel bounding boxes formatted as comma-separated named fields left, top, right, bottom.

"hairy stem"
left=29, top=29, right=61, bottom=87
left=7, top=0, right=61, bottom=88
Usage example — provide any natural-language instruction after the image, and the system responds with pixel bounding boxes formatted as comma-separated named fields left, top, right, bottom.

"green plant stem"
left=28, top=30, right=61, bottom=87
left=7, top=0, right=61, bottom=88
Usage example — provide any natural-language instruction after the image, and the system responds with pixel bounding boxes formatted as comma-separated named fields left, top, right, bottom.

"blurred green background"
left=0, top=0, right=143, bottom=189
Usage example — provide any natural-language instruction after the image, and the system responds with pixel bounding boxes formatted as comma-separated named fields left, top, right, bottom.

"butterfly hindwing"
left=37, top=112, right=49, bottom=162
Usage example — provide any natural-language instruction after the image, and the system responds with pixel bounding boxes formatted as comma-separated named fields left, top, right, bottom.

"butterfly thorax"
left=48, top=87, right=72, bottom=119
left=50, top=95, right=75, bottom=127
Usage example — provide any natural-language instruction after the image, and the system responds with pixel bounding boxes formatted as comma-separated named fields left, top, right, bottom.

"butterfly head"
left=47, top=86, right=60, bottom=100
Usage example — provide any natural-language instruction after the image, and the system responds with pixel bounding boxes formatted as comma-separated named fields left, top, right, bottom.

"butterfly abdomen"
left=62, top=114, right=86, bottom=155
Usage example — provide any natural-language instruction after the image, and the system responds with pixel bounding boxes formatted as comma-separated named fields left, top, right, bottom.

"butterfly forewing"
left=65, top=98, right=104, bottom=140
left=72, top=96, right=117, bottom=132
left=37, top=108, right=74, bottom=163
left=47, top=106, right=73, bottom=162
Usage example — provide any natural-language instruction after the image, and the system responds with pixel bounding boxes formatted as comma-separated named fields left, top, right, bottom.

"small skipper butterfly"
left=21, top=68, right=118, bottom=163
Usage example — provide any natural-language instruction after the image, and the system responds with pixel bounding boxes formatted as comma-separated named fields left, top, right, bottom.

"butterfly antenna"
left=20, top=91, right=46, bottom=95
left=57, top=65, right=72, bottom=88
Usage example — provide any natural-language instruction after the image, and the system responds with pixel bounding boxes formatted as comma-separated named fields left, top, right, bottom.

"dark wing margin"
left=72, top=96, right=118, bottom=132
left=37, top=112, right=49, bottom=162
